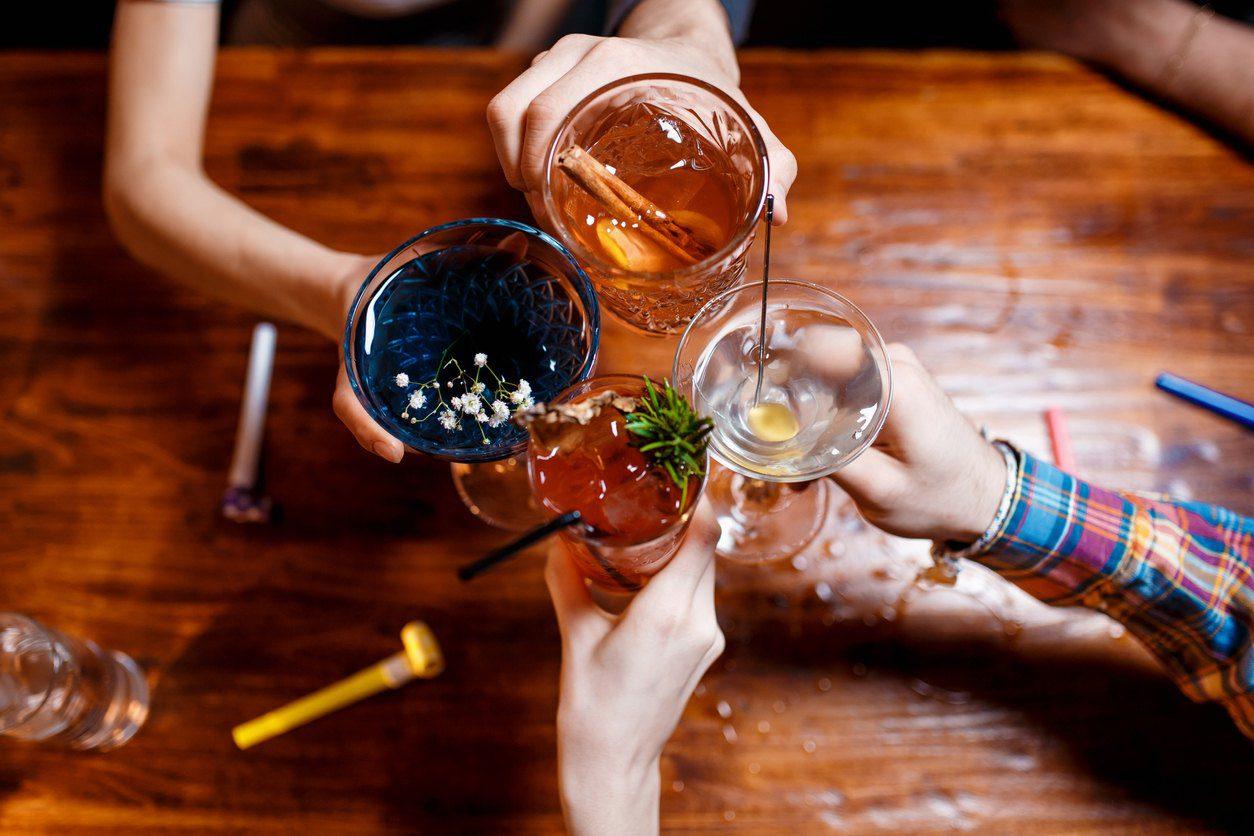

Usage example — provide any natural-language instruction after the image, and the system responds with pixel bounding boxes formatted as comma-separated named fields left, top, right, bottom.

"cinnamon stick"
left=555, top=145, right=717, bottom=266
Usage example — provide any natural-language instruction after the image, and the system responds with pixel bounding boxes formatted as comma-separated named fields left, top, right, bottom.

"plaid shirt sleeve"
left=976, top=448, right=1254, bottom=738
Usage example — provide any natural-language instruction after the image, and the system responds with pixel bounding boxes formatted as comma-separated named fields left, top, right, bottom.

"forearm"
left=974, top=449, right=1254, bottom=735
left=1089, top=0, right=1254, bottom=144
left=103, top=158, right=356, bottom=341
left=616, top=0, right=739, bottom=82
left=559, top=754, right=660, bottom=836
left=105, top=0, right=361, bottom=342
left=557, top=710, right=662, bottom=836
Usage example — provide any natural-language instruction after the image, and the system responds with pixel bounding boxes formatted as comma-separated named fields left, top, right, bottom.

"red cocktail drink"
left=526, top=375, right=708, bottom=590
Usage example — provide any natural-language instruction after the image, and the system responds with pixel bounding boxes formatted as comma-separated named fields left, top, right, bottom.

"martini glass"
left=344, top=218, right=600, bottom=529
left=673, top=280, right=892, bottom=563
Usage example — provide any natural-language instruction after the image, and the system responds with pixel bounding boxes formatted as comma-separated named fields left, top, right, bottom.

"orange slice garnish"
left=669, top=209, right=724, bottom=249
left=595, top=219, right=673, bottom=272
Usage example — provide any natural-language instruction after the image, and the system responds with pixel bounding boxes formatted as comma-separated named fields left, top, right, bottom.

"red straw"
left=1044, top=406, right=1076, bottom=472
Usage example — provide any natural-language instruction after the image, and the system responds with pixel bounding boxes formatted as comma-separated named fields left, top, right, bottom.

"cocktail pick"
left=222, top=322, right=277, bottom=523
left=457, top=511, right=583, bottom=581
left=753, top=194, right=775, bottom=404
left=231, top=621, right=443, bottom=750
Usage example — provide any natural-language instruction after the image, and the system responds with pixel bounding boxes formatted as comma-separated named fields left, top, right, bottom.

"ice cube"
left=589, top=102, right=713, bottom=180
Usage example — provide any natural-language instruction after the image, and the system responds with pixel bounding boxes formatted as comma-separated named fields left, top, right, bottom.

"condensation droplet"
left=717, top=700, right=732, bottom=719
left=694, top=683, right=707, bottom=697
left=772, top=700, right=787, bottom=714
left=724, top=810, right=736, bottom=821
left=748, top=762, right=761, bottom=774
left=1108, top=623, right=1126, bottom=639
left=791, top=554, right=810, bottom=572
left=803, top=740, right=817, bottom=753
left=852, top=663, right=868, bottom=678
left=817, top=677, right=832, bottom=692
left=722, top=724, right=738, bottom=744
left=815, top=582, right=834, bottom=603
left=758, top=720, right=771, bottom=733
left=672, top=780, right=685, bottom=792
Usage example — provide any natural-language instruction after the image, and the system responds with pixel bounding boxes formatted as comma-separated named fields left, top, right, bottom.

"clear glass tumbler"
left=526, top=375, right=707, bottom=591
left=1, top=613, right=149, bottom=751
left=542, top=73, right=769, bottom=335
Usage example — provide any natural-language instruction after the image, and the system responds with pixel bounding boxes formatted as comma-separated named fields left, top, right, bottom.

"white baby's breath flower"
left=438, top=408, right=459, bottom=430
left=491, top=400, right=510, bottom=421
left=474, top=353, right=488, bottom=367
left=394, top=373, right=410, bottom=388
left=509, top=379, right=532, bottom=405
left=475, top=410, right=489, bottom=423
left=470, top=381, right=486, bottom=394
left=450, top=395, right=463, bottom=410
left=460, top=393, right=482, bottom=415
left=487, top=415, right=505, bottom=429
left=408, top=390, right=426, bottom=410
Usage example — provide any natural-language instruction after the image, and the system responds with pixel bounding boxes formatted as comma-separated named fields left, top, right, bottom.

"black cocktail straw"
left=753, top=194, right=775, bottom=404
left=457, top=511, right=582, bottom=581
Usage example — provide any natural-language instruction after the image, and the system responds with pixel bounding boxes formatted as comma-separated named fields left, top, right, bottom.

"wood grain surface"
left=1, top=49, right=1252, bottom=834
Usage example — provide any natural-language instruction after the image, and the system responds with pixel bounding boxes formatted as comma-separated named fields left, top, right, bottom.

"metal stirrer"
left=753, top=194, right=775, bottom=404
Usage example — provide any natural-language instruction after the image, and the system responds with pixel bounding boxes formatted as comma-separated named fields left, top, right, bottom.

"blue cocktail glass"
left=344, top=218, right=600, bottom=527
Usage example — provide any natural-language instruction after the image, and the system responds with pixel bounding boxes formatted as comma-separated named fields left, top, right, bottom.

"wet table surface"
left=1, top=49, right=1252, bottom=833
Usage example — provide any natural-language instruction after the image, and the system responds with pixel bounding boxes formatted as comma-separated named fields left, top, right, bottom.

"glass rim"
left=342, top=217, right=602, bottom=463
left=541, top=72, right=770, bottom=282
left=0, top=613, right=60, bottom=735
left=671, top=279, right=894, bottom=482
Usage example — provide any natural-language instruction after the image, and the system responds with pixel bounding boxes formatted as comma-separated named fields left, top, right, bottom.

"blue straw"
left=1155, top=373, right=1254, bottom=430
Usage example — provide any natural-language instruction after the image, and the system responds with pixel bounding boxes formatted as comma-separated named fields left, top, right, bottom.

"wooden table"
left=2, top=49, right=1252, bottom=833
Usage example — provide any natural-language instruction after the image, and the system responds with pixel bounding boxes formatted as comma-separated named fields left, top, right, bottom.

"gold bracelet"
left=1160, top=4, right=1215, bottom=89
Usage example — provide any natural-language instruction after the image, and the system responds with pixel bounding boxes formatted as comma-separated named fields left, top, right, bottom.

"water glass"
left=0, top=613, right=149, bottom=751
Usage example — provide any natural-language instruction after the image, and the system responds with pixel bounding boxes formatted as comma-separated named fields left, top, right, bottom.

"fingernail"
left=372, top=441, right=402, bottom=463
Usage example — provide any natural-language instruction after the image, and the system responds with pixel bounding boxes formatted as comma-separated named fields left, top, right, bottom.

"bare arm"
left=104, top=1, right=401, bottom=461
left=1002, top=0, right=1254, bottom=146
left=104, top=0, right=371, bottom=342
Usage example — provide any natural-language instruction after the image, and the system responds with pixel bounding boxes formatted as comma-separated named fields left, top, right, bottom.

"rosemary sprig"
left=624, top=377, right=714, bottom=509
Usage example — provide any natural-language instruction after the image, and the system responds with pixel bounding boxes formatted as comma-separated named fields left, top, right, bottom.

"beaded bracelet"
left=930, top=440, right=1020, bottom=563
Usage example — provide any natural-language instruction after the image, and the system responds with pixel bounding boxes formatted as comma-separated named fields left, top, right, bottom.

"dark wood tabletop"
left=1, top=49, right=1252, bottom=834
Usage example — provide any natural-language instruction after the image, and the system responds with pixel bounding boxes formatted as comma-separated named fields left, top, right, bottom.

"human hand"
left=547, top=500, right=722, bottom=836
left=829, top=345, right=1007, bottom=544
left=327, top=252, right=406, bottom=463
left=487, top=0, right=797, bottom=228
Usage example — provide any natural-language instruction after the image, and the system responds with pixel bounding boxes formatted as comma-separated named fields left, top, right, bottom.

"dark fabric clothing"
left=221, top=0, right=753, bottom=46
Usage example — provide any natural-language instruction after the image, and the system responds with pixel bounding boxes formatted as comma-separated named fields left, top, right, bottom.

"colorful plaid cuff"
left=977, top=448, right=1254, bottom=738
